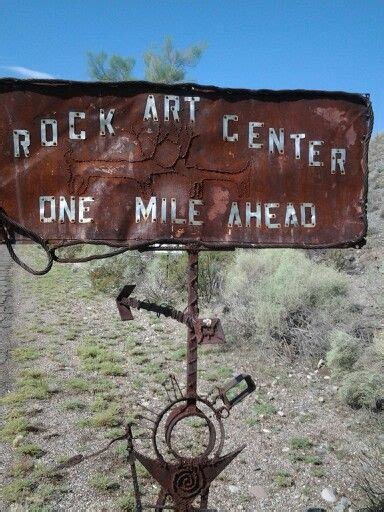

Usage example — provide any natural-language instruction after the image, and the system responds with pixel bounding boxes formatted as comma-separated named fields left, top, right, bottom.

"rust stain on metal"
left=0, top=79, right=373, bottom=249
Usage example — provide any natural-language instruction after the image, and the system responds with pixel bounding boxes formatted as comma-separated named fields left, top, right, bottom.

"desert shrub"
left=87, top=249, right=231, bottom=307
left=368, top=133, right=384, bottom=176
left=87, top=252, right=148, bottom=296
left=221, top=249, right=347, bottom=356
left=333, top=332, right=384, bottom=411
left=339, top=370, right=383, bottom=410
left=198, top=252, right=233, bottom=304
left=367, top=133, right=384, bottom=237
left=355, top=332, right=384, bottom=372
left=138, top=252, right=187, bottom=305
left=354, top=448, right=384, bottom=511
left=131, top=251, right=231, bottom=306
left=326, top=330, right=362, bottom=374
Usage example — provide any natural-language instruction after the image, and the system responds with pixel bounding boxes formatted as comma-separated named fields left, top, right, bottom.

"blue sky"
left=0, top=0, right=383, bottom=132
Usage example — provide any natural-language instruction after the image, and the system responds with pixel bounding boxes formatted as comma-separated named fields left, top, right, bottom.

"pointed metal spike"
left=116, top=284, right=136, bottom=321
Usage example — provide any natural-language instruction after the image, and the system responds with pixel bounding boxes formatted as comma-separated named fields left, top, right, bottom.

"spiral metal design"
left=172, top=465, right=204, bottom=499
left=187, top=250, right=199, bottom=399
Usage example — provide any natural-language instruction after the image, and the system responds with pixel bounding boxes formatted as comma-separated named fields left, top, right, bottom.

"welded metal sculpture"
left=116, top=250, right=255, bottom=511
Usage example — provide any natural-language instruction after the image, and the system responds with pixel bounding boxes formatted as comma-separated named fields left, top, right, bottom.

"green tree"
left=143, top=36, right=206, bottom=83
left=87, top=52, right=136, bottom=81
left=87, top=37, right=206, bottom=83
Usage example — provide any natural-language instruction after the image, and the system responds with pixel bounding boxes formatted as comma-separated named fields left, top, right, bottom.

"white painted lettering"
left=245, top=202, right=261, bottom=227
left=136, top=196, right=157, bottom=223
left=39, top=196, right=56, bottom=223
left=290, top=133, right=305, bottom=159
left=300, top=203, right=316, bottom=227
left=331, top=148, right=346, bottom=174
left=309, top=140, right=323, bottom=166
left=228, top=202, right=242, bottom=227
left=41, top=119, right=58, bottom=147
left=143, top=95, right=158, bottom=121
left=171, top=198, right=186, bottom=224
left=223, top=115, right=238, bottom=142
left=164, top=95, right=180, bottom=122
left=189, top=199, right=203, bottom=226
left=99, top=109, right=115, bottom=136
left=284, top=203, right=299, bottom=227
left=13, top=130, right=30, bottom=157
left=265, top=203, right=280, bottom=228
left=248, top=122, right=264, bottom=149
left=69, top=112, right=86, bottom=140
left=79, top=197, right=94, bottom=223
left=269, top=128, right=284, bottom=154
left=184, top=96, right=200, bottom=123
left=59, top=196, right=76, bottom=223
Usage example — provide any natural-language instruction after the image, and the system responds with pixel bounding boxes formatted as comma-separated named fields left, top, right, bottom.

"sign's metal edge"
left=0, top=77, right=371, bottom=106
left=359, top=93, right=374, bottom=248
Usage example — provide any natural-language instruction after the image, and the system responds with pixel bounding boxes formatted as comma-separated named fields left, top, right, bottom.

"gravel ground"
left=0, top=253, right=382, bottom=512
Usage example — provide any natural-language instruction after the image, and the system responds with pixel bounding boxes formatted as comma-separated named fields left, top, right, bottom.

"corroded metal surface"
left=0, top=79, right=373, bottom=249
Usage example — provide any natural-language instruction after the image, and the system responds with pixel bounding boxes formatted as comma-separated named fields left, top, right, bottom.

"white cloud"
left=1, top=66, right=54, bottom=79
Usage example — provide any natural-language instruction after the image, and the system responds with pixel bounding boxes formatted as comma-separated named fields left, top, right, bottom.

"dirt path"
left=0, top=249, right=382, bottom=511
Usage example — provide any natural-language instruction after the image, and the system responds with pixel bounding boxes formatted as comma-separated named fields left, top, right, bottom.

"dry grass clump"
left=326, top=330, right=362, bottom=373
left=221, top=249, right=347, bottom=357
left=327, top=331, right=383, bottom=410
left=352, top=447, right=384, bottom=511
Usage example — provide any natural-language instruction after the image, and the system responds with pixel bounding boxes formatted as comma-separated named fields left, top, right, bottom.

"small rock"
left=47, top=383, right=60, bottom=394
left=262, top=428, right=271, bottom=434
left=318, top=396, right=325, bottom=403
left=25, top=423, right=44, bottom=433
left=277, top=410, right=285, bottom=416
left=282, top=446, right=290, bottom=452
left=228, top=484, right=240, bottom=494
left=26, top=496, right=44, bottom=505
left=314, top=443, right=328, bottom=455
left=9, top=505, right=25, bottom=512
left=317, top=359, right=326, bottom=369
left=334, top=497, right=351, bottom=512
left=250, top=485, right=267, bottom=498
left=12, top=434, right=24, bottom=447
left=323, top=375, right=331, bottom=380
left=321, top=487, right=337, bottom=503
left=27, top=404, right=43, bottom=415
left=43, top=430, right=59, bottom=439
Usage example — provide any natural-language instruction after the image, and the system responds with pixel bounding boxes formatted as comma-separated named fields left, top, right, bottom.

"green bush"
left=221, top=249, right=347, bottom=356
left=339, top=370, right=383, bottom=410
left=139, top=252, right=187, bottom=305
left=326, top=330, right=361, bottom=374
left=87, top=247, right=231, bottom=307
left=356, top=331, right=384, bottom=372
left=88, top=252, right=147, bottom=296
left=335, top=331, right=384, bottom=411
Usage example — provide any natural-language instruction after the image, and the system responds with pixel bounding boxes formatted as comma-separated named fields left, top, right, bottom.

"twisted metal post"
left=186, top=249, right=199, bottom=402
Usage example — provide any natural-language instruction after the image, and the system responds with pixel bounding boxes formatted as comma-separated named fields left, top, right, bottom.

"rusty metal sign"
left=0, top=79, right=373, bottom=249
